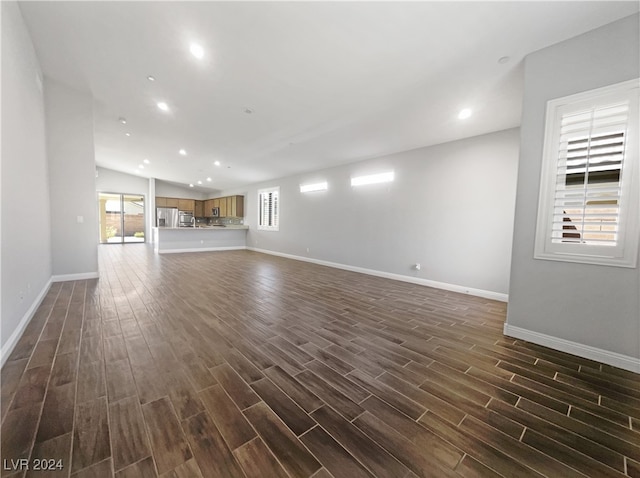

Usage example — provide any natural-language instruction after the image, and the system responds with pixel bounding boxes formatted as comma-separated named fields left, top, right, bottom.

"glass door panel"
left=98, top=192, right=145, bottom=244
left=123, top=195, right=145, bottom=242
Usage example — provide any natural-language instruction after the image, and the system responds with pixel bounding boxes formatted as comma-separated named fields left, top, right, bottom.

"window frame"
left=534, top=79, right=639, bottom=268
left=257, top=186, right=280, bottom=231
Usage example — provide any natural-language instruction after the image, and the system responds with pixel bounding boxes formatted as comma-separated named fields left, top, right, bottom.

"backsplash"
left=198, top=217, right=244, bottom=226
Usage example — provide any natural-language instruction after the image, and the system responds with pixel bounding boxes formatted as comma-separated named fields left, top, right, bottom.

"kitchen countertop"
left=156, top=225, right=249, bottom=230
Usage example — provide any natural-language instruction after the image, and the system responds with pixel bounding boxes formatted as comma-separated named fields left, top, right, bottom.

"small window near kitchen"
left=258, top=187, right=279, bottom=231
left=534, top=79, right=639, bottom=267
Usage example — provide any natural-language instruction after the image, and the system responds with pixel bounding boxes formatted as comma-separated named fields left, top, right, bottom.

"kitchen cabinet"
left=156, top=197, right=167, bottom=207
left=178, top=199, right=195, bottom=212
left=226, top=197, right=234, bottom=217
left=234, top=196, right=244, bottom=218
left=203, top=199, right=214, bottom=217
left=201, top=195, right=245, bottom=218
left=165, top=197, right=179, bottom=208
left=195, top=200, right=204, bottom=218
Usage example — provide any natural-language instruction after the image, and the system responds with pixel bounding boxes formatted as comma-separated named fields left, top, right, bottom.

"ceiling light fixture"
left=458, top=108, right=472, bottom=120
left=138, top=164, right=144, bottom=169
left=190, top=43, right=204, bottom=59
left=189, top=183, right=194, bottom=188
left=206, top=177, right=212, bottom=182
left=143, top=159, right=150, bottom=164
left=147, top=75, right=156, bottom=81
left=213, top=161, right=221, bottom=166
left=179, top=149, right=187, bottom=156
left=243, top=107, right=254, bottom=114
left=197, top=180, right=202, bottom=185
left=125, top=132, right=131, bottom=137
left=118, top=117, right=127, bottom=124
left=157, top=102, right=169, bottom=112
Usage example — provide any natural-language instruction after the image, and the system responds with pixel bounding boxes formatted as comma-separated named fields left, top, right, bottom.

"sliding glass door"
left=98, top=193, right=145, bottom=244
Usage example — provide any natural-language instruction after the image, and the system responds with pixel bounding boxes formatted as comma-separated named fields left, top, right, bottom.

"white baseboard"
left=1, top=278, right=52, bottom=367
left=503, top=323, right=640, bottom=373
left=247, top=247, right=508, bottom=302
left=158, top=246, right=247, bottom=254
left=51, top=272, right=99, bottom=282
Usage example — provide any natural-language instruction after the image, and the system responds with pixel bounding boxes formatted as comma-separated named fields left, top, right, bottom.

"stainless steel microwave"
left=211, top=207, right=220, bottom=217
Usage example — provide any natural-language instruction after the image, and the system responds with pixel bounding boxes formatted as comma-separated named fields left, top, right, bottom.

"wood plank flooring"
left=2, top=245, right=639, bottom=477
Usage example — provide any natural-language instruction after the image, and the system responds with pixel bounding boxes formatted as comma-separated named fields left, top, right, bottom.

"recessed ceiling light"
left=243, top=107, right=254, bottom=114
left=179, top=149, right=187, bottom=156
left=189, top=183, right=194, bottom=188
left=197, top=180, right=202, bottom=185
left=458, top=108, right=472, bottom=120
left=206, top=177, right=212, bottom=182
left=118, top=117, right=127, bottom=124
left=125, top=132, right=131, bottom=137
left=190, top=43, right=204, bottom=59
left=498, top=56, right=510, bottom=64
left=143, top=159, right=150, bottom=164
left=147, top=75, right=156, bottom=81
left=157, top=102, right=169, bottom=112
left=214, top=161, right=221, bottom=166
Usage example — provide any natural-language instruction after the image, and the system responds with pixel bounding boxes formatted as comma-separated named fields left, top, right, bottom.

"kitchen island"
left=152, top=225, right=249, bottom=254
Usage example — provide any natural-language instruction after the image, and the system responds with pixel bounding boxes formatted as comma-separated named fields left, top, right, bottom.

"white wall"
left=96, top=166, right=148, bottom=195
left=155, top=181, right=212, bottom=200
left=225, top=128, right=520, bottom=299
left=1, top=2, right=52, bottom=356
left=506, top=14, right=640, bottom=370
left=45, top=78, right=99, bottom=279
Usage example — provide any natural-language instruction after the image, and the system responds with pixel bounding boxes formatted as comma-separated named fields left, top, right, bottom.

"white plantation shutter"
left=535, top=80, right=639, bottom=267
left=552, top=107, right=627, bottom=246
left=258, top=187, right=279, bottom=231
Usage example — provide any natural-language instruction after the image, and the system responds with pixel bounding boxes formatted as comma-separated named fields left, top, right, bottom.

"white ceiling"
left=18, top=1, right=639, bottom=193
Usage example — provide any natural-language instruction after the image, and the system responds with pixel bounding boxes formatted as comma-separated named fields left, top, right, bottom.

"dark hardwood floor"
left=2, top=245, right=639, bottom=477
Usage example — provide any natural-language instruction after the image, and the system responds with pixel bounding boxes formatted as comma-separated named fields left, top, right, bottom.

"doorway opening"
left=98, top=193, right=145, bottom=244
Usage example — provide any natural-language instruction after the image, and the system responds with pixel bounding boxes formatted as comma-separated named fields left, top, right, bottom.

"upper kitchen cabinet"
left=203, top=199, right=214, bottom=217
left=195, top=200, right=204, bottom=218
left=156, top=197, right=167, bottom=207
left=202, top=195, right=245, bottom=217
left=229, top=195, right=244, bottom=218
left=178, top=199, right=195, bottom=212
left=166, top=197, right=179, bottom=208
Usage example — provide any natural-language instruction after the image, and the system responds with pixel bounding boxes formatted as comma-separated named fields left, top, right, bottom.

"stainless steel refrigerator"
left=156, top=207, right=179, bottom=228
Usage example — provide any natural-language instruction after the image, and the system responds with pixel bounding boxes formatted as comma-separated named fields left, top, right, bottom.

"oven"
left=178, top=210, right=194, bottom=227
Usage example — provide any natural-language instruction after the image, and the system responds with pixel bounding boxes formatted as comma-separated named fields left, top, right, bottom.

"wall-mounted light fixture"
left=351, top=171, right=394, bottom=187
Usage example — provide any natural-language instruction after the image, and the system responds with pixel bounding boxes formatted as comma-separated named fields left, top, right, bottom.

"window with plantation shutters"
left=534, top=79, right=639, bottom=267
left=258, top=187, right=279, bottom=231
